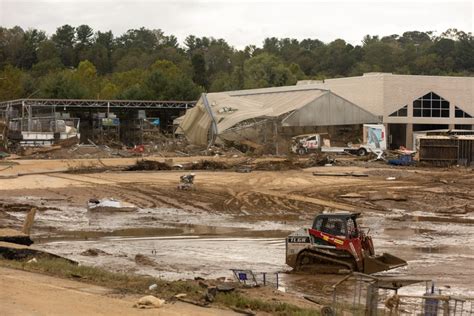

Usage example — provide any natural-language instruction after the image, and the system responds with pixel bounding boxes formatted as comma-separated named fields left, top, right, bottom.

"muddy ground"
left=1, top=157, right=473, bottom=304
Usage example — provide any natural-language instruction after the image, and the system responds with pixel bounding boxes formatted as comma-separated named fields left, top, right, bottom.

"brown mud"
left=0, top=158, right=473, bottom=299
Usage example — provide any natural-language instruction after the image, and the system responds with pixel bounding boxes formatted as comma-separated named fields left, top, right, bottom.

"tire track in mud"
left=102, top=184, right=159, bottom=209
left=301, top=177, right=474, bottom=216
left=119, top=185, right=225, bottom=212
left=256, top=189, right=356, bottom=211
left=220, top=190, right=322, bottom=218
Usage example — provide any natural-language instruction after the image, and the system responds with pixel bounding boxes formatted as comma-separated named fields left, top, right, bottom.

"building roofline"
left=208, top=85, right=329, bottom=97
left=320, top=72, right=474, bottom=81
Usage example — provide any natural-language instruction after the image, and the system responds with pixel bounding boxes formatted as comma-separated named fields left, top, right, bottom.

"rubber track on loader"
left=296, top=250, right=356, bottom=273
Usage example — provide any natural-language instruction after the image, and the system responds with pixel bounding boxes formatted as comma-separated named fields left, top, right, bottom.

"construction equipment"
left=286, top=213, right=407, bottom=274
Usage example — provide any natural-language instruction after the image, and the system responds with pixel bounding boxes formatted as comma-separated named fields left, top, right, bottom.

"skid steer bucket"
left=364, top=252, right=407, bottom=274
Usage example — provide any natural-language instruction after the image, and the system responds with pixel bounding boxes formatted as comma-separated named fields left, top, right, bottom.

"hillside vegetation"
left=0, top=26, right=472, bottom=101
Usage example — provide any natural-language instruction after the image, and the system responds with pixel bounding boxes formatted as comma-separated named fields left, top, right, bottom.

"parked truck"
left=291, top=124, right=386, bottom=156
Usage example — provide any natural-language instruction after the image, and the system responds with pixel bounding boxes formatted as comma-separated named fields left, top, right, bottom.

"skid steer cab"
left=286, top=213, right=407, bottom=274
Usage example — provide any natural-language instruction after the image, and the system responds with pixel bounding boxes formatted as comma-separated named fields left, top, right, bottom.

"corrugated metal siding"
left=419, top=136, right=474, bottom=166
left=282, top=93, right=381, bottom=126
left=239, top=90, right=326, bottom=116
left=178, top=100, right=211, bottom=145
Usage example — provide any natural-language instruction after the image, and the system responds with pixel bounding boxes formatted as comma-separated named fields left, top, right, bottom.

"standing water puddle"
left=36, top=235, right=288, bottom=280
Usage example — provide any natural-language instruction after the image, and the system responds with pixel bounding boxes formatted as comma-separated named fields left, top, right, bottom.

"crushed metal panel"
left=239, top=89, right=326, bottom=116
left=177, top=86, right=328, bottom=144
left=178, top=99, right=212, bottom=145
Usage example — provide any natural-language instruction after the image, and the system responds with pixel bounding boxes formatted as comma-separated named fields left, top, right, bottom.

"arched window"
left=413, top=92, right=449, bottom=118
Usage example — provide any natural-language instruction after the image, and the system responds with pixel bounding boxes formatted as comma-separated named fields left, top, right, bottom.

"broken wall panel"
left=419, top=136, right=474, bottom=166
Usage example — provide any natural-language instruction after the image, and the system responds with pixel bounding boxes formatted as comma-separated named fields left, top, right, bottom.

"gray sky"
left=0, top=0, right=472, bottom=48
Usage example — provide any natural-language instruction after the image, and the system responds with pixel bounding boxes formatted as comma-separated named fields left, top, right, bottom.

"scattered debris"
left=204, top=286, right=218, bottom=302
left=148, top=283, right=158, bottom=291
left=87, top=198, right=137, bottom=212
left=134, top=254, right=155, bottom=266
left=303, top=295, right=324, bottom=305
left=253, top=159, right=300, bottom=171
left=320, top=306, right=335, bottom=316
left=386, top=177, right=397, bottom=181
left=216, top=284, right=235, bottom=292
left=133, top=295, right=165, bottom=309
left=27, top=257, right=38, bottom=264
left=125, top=160, right=172, bottom=171
left=0, top=241, right=77, bottom=263
left=174, top=293, right=187, bottom=299
left=235, top=165, right=252, bottom=173
left=187, top=160, right=229, bottom=170
left=338, top=193, right=365, bottom=198
left=177, top=173, right=196, bottom=190
left=22, top=208, right=36, bottom=235
left=80, top=248, right=109, bottom=256
left=231, top=269, right=258, bottom=287
left=388, top=154, right=414, bottom=166
left=0, top=228, right=33, bottom=246
left=368, top=192, right=408, bottom=201
left=313, top=172, right=368, bottom=177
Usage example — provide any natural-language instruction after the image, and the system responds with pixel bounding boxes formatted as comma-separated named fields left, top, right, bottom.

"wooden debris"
left=0, top=241, right=76, bottom=264
left=313, top=172, right=369, bottom=177
left=22, top=208, right=37, bottom=235
left=0, top=228, right=33, bottom=246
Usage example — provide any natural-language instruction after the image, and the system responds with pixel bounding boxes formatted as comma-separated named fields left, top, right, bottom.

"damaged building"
left=0, top=99, right=195, bottom=150
left=298, top=73, right=474, bottom=149
left=176, top=85, right=381, bottom=153
left=177, top=73, right=474, bottom=152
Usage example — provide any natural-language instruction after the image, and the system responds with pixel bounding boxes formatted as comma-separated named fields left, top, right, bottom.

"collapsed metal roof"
left=177, top=84, right=381, bottom=146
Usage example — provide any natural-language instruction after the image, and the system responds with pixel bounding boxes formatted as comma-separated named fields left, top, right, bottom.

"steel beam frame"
left=0, top=98, right=196, bottom=110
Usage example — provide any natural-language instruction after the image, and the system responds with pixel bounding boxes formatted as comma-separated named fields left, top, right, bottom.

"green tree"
left=191, top=53, right=208, bottom=88
left=75, top=24, right=94, bottom=61
left=0, top=26, right=25, bottom=68
left=33, top=39, right=63, bottom=77
left=39, top=70, right=87, bottom=98
left=99, top=82, right=119, bottom=99
left=0, top=65, right=27, bottom=101
left=243, top=53, right=296, bottom=88
left=145, top=60, right=202, bottom=100
left=51, top=24, right=76, bottom=67
left=17, top=29, right=47, bottom=69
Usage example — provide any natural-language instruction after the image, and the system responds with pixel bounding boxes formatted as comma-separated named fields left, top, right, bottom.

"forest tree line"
left=0, top=25, right=473, bottom=101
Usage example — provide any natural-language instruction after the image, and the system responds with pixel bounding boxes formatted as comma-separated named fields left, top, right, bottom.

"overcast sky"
left=0, top=0, right=472, bottom=48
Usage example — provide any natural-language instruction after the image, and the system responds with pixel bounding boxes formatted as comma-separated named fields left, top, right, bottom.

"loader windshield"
left=314, top=217, right=347, bottom=237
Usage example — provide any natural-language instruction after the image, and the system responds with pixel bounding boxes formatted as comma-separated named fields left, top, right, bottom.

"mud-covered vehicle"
left=286, top=213, right=407, bottom=274
left=291, top=133, right=329, bottom=155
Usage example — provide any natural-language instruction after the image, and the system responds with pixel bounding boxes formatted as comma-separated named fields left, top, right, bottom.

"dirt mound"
left=300, top=154, right=335, bottom=167
left=126, top=160, right=172, bottom=171
left=80, top=248, right=109, bottom=256
left=134, top=254, right=155, bottom=266
left=187, top=160, right=230, bottom=170
left=253, top=159, right=301, bottom=171
left=0, top=202, right=59, bottom=213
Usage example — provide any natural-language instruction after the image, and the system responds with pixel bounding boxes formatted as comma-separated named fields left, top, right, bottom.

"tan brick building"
left=298, top=73, right=474, bottom=149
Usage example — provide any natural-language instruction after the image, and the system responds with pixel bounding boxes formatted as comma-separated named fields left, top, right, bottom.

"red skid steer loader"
left=286, top=213, right=407, bottom=274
